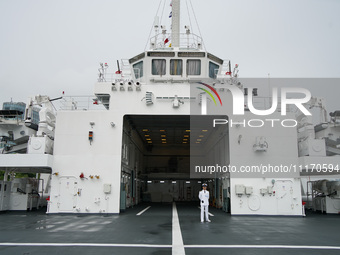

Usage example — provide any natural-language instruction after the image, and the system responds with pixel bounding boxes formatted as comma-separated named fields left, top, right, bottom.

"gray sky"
left=0, top=0, right=339, bottom=112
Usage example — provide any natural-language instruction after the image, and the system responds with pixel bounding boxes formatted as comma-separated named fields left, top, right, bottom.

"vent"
left=145, top=92, right=154, bottom=105
left=178, top=52, right=206, bottom=58
left=147, top=52, right=175, bottom=57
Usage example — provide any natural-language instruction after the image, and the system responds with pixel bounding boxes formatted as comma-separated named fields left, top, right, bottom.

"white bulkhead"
left=47, top=0, right=313, bottom=216
left=48, top=43, right=303, bottom=215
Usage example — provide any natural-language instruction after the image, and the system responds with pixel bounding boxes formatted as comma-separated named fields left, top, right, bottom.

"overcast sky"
left=0, top=0, right=339, bottom=113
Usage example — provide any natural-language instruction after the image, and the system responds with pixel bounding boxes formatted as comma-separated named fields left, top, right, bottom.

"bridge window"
left=152, top=59, right=166, bottom=75
left=209, top=62, right=219, bottom=79
left=133, top=61, right=143, bottom=79
left=170, top=59, right=183, bottom=75
left=187, top=60, right=201, bottom=75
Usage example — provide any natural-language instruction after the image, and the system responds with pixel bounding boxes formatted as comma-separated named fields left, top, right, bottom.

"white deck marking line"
left=172, top=202, right=185, bottom=255
left=184, top=245, right=340, bottom=250
left=1, top=243, right=340, bottom=250
left=0, top=243, right=171, bottom=248
left=198, top=206, right=214, bottom=217
left=136, top=206, right=151, bottom=216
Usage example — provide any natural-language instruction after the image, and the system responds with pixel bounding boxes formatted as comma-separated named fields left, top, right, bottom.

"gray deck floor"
left=0, top=202, right=339, bottom=255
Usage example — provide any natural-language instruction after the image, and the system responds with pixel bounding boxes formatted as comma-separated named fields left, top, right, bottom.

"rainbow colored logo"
left=196, top=82, right=223, bottom=106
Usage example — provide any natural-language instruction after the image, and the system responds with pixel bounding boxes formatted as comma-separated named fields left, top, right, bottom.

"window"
left=187, top=60, right=201, bottom=75
left=152, top=59, right=166, bottom=75
left=209, top=62, right=219, bottom=79
left=133, top=61, right=143, bottom=79
left=170, top=59, right=183, bottom=75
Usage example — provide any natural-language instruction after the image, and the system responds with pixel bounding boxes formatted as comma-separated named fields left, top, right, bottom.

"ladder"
left=121, top=59, right=132, bottom=79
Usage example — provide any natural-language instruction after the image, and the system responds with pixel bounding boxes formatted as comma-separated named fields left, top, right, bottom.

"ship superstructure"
left=0, top=96, right=56, bottom=211
left=1, top=0, right=339, bottom=216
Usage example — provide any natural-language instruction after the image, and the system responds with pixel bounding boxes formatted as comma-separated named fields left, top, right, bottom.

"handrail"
left=53, top=96, right=106, bottom=111
left=149, top=32, right=203, bottom=50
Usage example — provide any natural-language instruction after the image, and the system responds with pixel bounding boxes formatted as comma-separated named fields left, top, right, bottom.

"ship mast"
left=171, top=0, right=180, bottom=47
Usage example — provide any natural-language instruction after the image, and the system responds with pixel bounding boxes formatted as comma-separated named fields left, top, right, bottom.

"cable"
left=189, top=0, right=205, bottom=50
left=50, top=101, right=57, bottom=112
left=185, top=0, right=193, bottom=34
left=160, top=0, right=167, bottom=28
left=144, top=0, right=163, bottom=51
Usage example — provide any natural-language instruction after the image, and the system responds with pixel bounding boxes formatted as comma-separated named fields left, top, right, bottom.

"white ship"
left=1, top=0, right=339, bottom=217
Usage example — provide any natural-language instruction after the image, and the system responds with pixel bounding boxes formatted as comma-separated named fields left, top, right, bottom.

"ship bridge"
left=94, top=0, right=237, bottom=110
left=94, top=45, right=234, bottom=110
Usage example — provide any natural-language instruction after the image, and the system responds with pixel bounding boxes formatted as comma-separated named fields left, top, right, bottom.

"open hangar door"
left=120, top=115, right=230, bottom=211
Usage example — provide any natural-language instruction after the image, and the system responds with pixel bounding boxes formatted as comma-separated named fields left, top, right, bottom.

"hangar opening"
left=120, top=115, right=230, bottom=212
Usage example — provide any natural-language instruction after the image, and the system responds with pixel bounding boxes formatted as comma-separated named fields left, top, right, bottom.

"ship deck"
left=0, top=202, right=339, bottom=255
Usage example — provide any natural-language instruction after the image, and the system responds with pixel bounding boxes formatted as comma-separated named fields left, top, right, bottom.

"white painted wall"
left=48, top=111, right=123, bottom=214
left=228, top=112, right=302, bottom=215
left=230, top=178, right=302, bottom=215
left=49, top=82, right=192, bottom=214
left=49, top=77, right=304, bottom=215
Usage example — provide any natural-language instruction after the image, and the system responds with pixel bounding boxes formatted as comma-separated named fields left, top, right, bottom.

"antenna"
left=117, top=60, right=121, bottom=73
left=154, top=16, right=160, bottom=47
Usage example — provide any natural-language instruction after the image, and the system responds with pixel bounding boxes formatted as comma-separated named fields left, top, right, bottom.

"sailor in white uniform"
left=198, top=183, right=211, bottom=222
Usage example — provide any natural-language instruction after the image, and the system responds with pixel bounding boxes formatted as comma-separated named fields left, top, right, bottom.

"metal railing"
left=150, top=32, right=203, bottom=50
left=98, top=72, right=137, bottom=83
left=53, top=96, right=106, bottom=111
left=0, top=114, right=24, bottom=122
